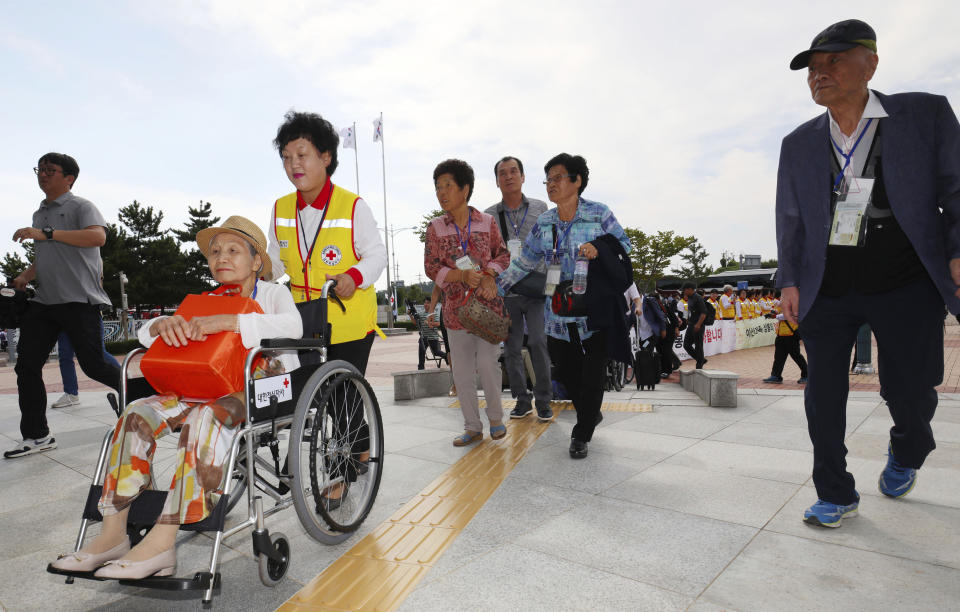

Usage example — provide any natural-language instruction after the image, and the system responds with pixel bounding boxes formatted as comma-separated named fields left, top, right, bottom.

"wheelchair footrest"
left=47, top=563, right=108, bottom=581
left=47, top=564, right=220, bottom=593
left=118, top=571, right=221, bottom=592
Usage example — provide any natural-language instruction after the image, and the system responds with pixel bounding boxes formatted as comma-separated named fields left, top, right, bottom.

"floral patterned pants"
left=98, top=392, right=246, bottom=525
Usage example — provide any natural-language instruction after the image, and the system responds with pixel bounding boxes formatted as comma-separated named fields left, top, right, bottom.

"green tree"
left=171, top=201, right=220, bottom=294
left=1, top=245, right=32, bottom=285
left=761, top=258, right=778, bottom=268
left=718, top=249, right=738, bottom=271
left=415, top=209, right=446, bottom=242
left=670, top=239, right=714, bottom=282
left=114, top=201, right=183, bottom=308
left=626, top=228, right=695, bottom=292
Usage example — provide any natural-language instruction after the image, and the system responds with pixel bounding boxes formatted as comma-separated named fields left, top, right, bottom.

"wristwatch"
left=42, top=226, right=54, bottom=240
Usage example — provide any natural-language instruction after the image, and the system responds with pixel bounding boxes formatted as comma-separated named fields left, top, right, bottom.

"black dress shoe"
left=569, top=439, right=588, bottom=459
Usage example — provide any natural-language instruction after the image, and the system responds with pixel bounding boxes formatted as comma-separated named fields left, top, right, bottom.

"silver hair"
left=723, top=284, right=734, bottom=292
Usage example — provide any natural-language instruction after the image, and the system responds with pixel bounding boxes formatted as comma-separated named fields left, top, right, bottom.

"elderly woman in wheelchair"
left=51, top=216, right=302, bottom=579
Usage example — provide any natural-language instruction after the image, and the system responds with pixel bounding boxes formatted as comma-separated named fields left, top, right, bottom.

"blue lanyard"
left=831, top=118, right=873, bottom=191
left=251, top=281, right=258, bottom=300
left=554, top=219, right=575, bottom=260
left=453, top=213, right=472, bottom=254
left=507, top=203, right=528, bottom=238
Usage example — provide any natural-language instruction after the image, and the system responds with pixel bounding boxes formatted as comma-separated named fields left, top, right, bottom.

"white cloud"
left=3, top=1, right=959, bottom=289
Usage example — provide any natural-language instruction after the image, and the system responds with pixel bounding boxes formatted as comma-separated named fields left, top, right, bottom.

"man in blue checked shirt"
left=497, top=153, right=630, bottom=459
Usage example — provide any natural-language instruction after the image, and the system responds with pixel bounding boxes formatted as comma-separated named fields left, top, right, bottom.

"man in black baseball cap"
left=790, top=19, right=877, bottom=70
left=774, top=19, right=960, bottom=529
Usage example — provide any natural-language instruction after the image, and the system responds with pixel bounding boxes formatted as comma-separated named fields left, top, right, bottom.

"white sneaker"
left=52, top=393, right=80, bottom=408
left=4, top=436, right=57, bottom=458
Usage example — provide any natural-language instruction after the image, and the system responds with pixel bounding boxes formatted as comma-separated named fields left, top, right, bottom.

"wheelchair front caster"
left=257, top=532, right=289, bottom=586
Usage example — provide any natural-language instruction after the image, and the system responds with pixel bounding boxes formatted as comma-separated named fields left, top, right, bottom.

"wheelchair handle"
left=320, top=279, right=347, bottom=314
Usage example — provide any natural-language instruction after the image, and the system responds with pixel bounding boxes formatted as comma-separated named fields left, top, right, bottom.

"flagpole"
left=352, top=121, right=360, bottom=195
left=379, top=112, right=393, bottom=329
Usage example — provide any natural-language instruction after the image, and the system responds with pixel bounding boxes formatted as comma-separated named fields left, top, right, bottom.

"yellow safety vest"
left=273, top=186, right=379, bottom=344
left=719, top=294, right=736, bottom=320
left=777, top=319, right=797, bottom=337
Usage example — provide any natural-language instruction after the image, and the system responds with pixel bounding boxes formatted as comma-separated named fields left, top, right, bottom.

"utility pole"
left=119, top=271, right=129, bottom=341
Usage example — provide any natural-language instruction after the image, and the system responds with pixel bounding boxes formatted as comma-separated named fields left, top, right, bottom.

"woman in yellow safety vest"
left=267, top=110, right=388, bottom=508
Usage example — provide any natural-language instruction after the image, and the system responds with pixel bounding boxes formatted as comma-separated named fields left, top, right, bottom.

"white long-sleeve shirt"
left=138, top=280, right=302, bottom=372
left=266, top=195, right=387, bottom=289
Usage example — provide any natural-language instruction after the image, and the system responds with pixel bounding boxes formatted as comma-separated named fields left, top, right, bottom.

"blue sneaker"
left=803, top=494, right=859, bottom=528
left=878, top=444, right=917, bottom=498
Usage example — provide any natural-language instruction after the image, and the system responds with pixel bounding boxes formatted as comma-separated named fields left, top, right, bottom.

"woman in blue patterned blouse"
left=496, top=153, right=630, bottom=459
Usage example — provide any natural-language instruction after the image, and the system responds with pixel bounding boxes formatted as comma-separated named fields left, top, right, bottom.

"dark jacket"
left=775, top=90, right=960, bottom=319
left=642, top=295, right=666, bottom=338
left=585, top=234, right=633, bottom=362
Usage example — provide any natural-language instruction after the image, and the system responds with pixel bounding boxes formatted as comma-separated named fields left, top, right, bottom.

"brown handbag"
left=456, top=289, right=511, bottom=344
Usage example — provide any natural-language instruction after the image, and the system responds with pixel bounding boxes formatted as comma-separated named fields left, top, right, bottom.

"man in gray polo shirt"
left=5, top=152, right=121, bottom=458
left=485, top=156, right=552, bottom=421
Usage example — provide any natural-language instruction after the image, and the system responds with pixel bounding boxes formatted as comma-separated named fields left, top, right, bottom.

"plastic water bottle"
left=572, top=256, right=588, bottom=294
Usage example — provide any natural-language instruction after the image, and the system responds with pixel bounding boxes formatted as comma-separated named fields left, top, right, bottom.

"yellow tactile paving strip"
left=278, top=399, right=652, bottom=611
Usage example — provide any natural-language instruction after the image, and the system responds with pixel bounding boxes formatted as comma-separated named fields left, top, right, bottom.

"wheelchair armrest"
left=259, top=338, right=327, bottom=349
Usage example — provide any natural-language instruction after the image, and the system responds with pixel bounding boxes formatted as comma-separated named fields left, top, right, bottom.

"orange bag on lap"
left=139, top=287, right=263, bottom=401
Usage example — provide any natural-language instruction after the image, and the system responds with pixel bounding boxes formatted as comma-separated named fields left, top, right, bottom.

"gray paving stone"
left=766, top=485, right=960, bottom=569
left=515, top=496, right=757, bottom=596
left=586, top=428, right=698, bottom=463
left=708, top=421, right=812, bottom=452
left=383, top=421, right=457, bottom=453
left=663, top=439, right=813, bottom=485
left=401, top=544, right=692, bottom=612
left=604, top=463, right=801, bottom=527
left=700, top=531, right=960, bottom=611
left=615, top=412, right=732, bottom=439
left=510, top=443, right=655, bottom=495
left=423, top=473, right=596, bottom=582
left=0, top=461, right=89, bottom=515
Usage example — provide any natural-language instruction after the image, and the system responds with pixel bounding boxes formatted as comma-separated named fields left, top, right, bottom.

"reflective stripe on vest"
left=274, top=186, right=379, bottom=344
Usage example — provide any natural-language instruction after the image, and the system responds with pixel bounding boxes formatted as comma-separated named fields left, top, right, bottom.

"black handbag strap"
left=498, top=209, right=510, bottom=244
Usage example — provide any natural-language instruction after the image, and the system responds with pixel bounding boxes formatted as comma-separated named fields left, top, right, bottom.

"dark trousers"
left=16, top=302, right=121, bottom=440
left=325, top=332, right=375, bottom=457
left=802, top=277, right=943, bottom=505
left=659, top=328, right=680, bottom=373
left=683, top=325, right=705, bottom=367
left=548, top=330, right=607, bottom=443
left=417, top=337, right=444, bottom=369
left=771, top=335, right=808, bottom=378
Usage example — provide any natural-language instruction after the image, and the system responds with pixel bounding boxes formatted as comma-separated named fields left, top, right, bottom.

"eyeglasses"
left=33, top=167, right=63, bottom=176
left=543, top=174, right=574, bottom=185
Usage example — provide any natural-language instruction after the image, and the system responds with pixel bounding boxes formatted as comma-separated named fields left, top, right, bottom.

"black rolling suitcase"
left=635, top=343, right=661, bottom=391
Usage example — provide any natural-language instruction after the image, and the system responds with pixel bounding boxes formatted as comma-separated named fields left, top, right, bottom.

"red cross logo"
left=320, top=245, right=342, bottom=265
left=283, top=377, right=290, bottom=388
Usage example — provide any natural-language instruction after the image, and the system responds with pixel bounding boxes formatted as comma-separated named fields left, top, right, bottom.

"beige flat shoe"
left=49, top=538, right=131, bottom=573
left=94, top=548, right=176, bottom=580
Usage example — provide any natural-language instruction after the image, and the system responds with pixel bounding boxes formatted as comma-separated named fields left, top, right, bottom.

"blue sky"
left=2, top=1, right=958, bottom=290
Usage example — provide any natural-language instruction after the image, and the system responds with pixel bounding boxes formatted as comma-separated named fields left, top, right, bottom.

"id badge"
left=455, top=255, right=478, bottom=271
left=507, top=239, right=522, bottom=260
left=544, top=263, right=561, bottom=296
left=829, top=177, right=874, bottom=247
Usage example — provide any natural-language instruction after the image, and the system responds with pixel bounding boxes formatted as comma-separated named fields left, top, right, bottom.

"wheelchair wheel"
left=288, top=361, right=384, bottom=544
left=257, top=532, right=290, bottom=586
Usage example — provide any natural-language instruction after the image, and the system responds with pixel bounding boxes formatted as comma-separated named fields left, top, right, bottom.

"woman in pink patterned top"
left=424, top=159, right=510, bottom=446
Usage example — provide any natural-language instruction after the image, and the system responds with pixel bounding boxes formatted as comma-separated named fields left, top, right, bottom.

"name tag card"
left=829, top=177, right=874, bottom=247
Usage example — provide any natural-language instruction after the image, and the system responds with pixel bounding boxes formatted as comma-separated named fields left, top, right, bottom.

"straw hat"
left=196, top=216, right=272, bottom=280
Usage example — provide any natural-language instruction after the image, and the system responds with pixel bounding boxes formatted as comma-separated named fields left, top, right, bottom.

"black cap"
left=790, top=19, right=877, bottom=70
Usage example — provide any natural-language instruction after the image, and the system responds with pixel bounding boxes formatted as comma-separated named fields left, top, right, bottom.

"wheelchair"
left=47, top=281, right=384, bottom=605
